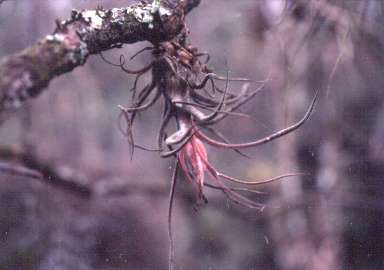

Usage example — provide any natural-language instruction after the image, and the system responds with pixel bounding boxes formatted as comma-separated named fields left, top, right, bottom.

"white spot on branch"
left=82, top=10, right=105, bottom=29
left=45, top=33, right=66, bottom=43
left=126, top=2, right=172, bottom=29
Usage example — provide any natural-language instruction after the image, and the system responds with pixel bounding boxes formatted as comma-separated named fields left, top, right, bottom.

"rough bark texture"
left=0, top=0, right=199, bottom=123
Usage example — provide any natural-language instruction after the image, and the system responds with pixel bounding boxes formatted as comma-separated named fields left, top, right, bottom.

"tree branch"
left=0, top=0, right=201, bottom=123
left=0, top=145, right=92, bottom=197
left=0, top=161, right=42, bottom=180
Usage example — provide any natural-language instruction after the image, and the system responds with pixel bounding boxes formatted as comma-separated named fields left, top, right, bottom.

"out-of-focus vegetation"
left=0, top=0, right=383, bottom=269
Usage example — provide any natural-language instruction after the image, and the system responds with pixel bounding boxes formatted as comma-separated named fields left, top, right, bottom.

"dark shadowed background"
left=1, top=0, right=384, bottom=269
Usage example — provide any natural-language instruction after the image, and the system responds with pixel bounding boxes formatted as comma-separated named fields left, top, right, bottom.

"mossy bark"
left=0, top=1, right=200, bottom=123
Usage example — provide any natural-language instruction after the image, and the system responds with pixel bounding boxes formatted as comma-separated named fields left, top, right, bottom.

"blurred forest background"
left=1, top=0, right=384, bottom=269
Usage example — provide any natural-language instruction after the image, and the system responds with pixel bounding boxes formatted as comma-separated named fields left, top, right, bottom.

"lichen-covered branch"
left=0, top=0, right=200, bottom=123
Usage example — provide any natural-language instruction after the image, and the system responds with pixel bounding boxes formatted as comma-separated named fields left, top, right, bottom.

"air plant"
left=101, top=20, right=317, bottom=270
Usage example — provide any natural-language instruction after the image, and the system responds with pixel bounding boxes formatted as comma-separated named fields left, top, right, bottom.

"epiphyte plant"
left=112, top=3, right=318, bottom=206
left=102, top=0, right=318, bottom=268
left=0, top=0, right=319, bottom=268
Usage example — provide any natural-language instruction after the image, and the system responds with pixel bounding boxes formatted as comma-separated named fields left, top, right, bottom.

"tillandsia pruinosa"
left=100, top=1, right=318, bottom=269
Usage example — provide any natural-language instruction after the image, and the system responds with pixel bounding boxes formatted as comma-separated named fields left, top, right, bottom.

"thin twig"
left=0, top=146, right=91, bottom=197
